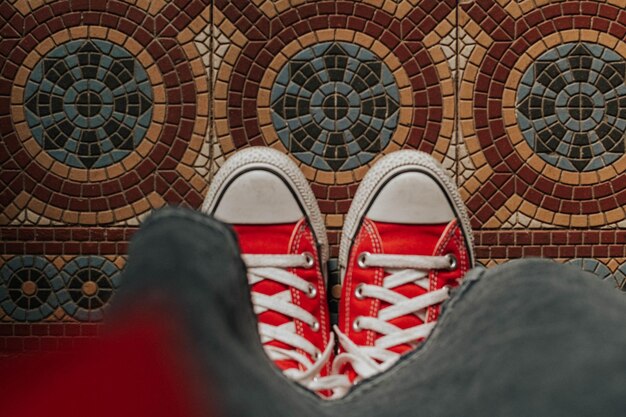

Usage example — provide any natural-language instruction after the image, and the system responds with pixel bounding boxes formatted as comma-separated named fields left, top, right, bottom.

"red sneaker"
left=334, top=150, right=475, bottom=384
left=203, top=147, right=345, bottom=395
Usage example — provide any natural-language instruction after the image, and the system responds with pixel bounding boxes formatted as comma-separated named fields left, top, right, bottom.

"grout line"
left=207, top=0, right=215, bottom=185
left=454, top=0, right=461, bottom=186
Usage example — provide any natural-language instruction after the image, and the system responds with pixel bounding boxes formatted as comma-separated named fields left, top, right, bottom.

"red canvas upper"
left=338, top=218, right=471, bottom=378
left=234, top=220, right=331, bottom=376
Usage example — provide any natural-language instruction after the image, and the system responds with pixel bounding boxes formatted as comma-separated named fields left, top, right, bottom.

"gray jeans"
left=117, top=207, right=626, bottom=417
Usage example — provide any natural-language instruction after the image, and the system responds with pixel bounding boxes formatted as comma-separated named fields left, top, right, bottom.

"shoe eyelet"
left=357, top=252, right=370, bottom=269
left=314, top=350, right=322, bottom=360
left=302, top=252, right=315, bottom=269
left=445, top=254, right=458, bottom=271
left=310, top=319, right=320, bottom=332
left=306, top=284, right=317, bottom=299
left=352, top=317, right=363, bottom=332
left=354, top=283, right=366, bottom=300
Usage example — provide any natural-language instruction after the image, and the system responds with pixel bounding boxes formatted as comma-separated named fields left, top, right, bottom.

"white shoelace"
left=243, top=253, right=350, bottom=395
left=333, top=252, right=457, bottom=383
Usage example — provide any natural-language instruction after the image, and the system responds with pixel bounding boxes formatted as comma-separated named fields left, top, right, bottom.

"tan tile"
left=386, top=141, right=402, bottom=153
left=440, top=77, right=454, bottom=97
left=214, top=81, right=229, bottom=100
left=177, top=163, right=195, bottom=181
left=132, top=198, right=152, bottom=216
left=474, top=166, right=492, bottom=184
left=2, top=204, right=19, bottom=223
left=335, top=30, right=354, bottom=43
left=260, top=125, right=277, bottom=144
left=495, top=206, right=513, bottom=223
left=353, top=166, right=369, bottom=181
left=0, top=213, right=11, bottom=226
left=146, top=192, right=166, bottom=208
left=503, top=1, right=522, bottom=18
left=597, top=166, right=619, bottom=183
left=134, top=139, right=153, bottom=158
left=125, top=38, right=143, bottom=57
left=503, top=194, right=522, bottom=211
left=611, top=155, right=626, bottom=175
left=540, top=164, right=561, bottom=182
left=113, top=206, right=134, bottom=223
left=298, top=33, right=318, bottom=49
left=22, top=50, right=41, bottom=70
left=335, top=172, right=353, bottom=185
left=615, top=42, right=626, bottom=60
left=433, top=139, right=450, bottom=155
left=543, top=34, right=563, bottom=49
left=121, top=153, right=142, bottom=171
left=68, top=26, right=88, bottom=40
left=11, top=85, right=24, bottom=111
left=22, top=137, right=41, bottom=159
left=257, top=89, right=270, bottom=106
left=536, top=207, right=556, bottom=225
left=588, top=212, right=607, bottom=228
left=97, top=210, right=115, bottom=225
left=50, top=161, right=69, bottom=178
left=371, top=41, right=390, bottom=62
left=475, top=33, right=493, bottom=50
left=224, top=48, right=241, bottom=66
left=145, top=123, right=163, bottom=144
left=14, top=67, right=29, bottom=88
left=527, top=155, right=545, bottom=174
left=214, top=101, right=228, bottom=119
left=606, top=208, right=625, bottom=225
left=44, top=205, right=64, bottom=223
left=560, top=170, right=582, bottom=186
left=354, top=33, right=374, bottom=49
left=553, top=213, right=570, bottom=227
left=570, top=215, right=588, bottom=228
left=105, top=163, right=124, bottom=179
left=194, top=120, right=208, bottom=138
left=396, top=1, right=413, bottom=19
left=381, top=0, right=397, bottom=15
left=28, top=196, right=45, bottom=213
left=299, top=164, right=316, bottom=182
left=88, top=26, right=108, bottom=40
left=197, top=93, right=209, bottom=116
left=215, top=120, right=230, bottom=138
left=88, top=168, right=107, bottom=182
left=259, top=1, right=276, bottom=18
left=106, top=29, right=127, bottom=47
left=519, top=200, right=537, bottom=218
left=190, top=174, right=208, bottom=193
left=392, top=125, right=409, bottom=144
left=483, top=216, right=503, bottom=229
left=315, top=170, right=335, bottom=185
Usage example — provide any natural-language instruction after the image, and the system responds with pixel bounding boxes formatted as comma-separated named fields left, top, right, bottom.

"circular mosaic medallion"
left=270, top=42, right=400, bottom=171
left=0, top=256, right=58, bottom=322
left=23, top=39, right=153, bottom=169
left=56, top=256, right=121, bottom=321
left=517, top=42, right=626, bottom=172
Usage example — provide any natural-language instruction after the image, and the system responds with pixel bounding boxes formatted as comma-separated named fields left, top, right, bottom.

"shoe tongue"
left=368, top=220, right=450, bottom=355
left=370, top=221, right=449, bottom=256
left=235, top=223, right=299, bottom=297
left=234, top=223, right=299, bottom=255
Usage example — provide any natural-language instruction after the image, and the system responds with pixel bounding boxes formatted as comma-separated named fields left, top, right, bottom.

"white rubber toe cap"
left=213, top=170, right=303, bottom=224
left=367, top=172, right=455, bottom=224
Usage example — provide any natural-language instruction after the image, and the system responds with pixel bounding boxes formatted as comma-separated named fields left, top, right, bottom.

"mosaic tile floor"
left=0, top=0, right=625, bottom=352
